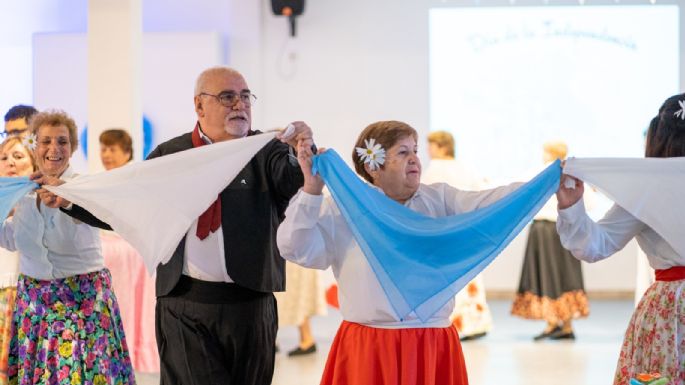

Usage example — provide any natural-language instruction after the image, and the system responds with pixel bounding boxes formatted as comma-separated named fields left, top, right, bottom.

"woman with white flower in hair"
left=557, top=93, right=685, bottom=385
left=0, top=110, right=134, bottom=384
left=278, top=120, right=524, bottom=385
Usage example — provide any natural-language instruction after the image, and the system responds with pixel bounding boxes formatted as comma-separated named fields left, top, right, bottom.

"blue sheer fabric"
left=312, top=150, right=561, bottom=322
left=0, top=177, right=38, bottom=220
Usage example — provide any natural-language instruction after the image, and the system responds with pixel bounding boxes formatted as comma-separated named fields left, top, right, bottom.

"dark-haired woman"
left=99, top=129, right=133, bottom=171
left=556, top=93, right=685, bottom=385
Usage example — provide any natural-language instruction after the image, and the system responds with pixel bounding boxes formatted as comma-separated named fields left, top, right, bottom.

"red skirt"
left=321, top=321, right=469, bottom=385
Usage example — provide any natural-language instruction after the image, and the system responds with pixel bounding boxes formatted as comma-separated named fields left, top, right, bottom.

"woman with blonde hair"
left=0, top=137, right=36, bottom=385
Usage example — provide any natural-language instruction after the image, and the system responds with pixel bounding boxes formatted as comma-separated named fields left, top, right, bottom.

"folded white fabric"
left=564, top=157, right=685, bottom=257
left=45, top=132, right=276, bottom=274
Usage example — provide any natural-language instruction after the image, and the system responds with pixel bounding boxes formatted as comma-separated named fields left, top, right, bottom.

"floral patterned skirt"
left=8, top=269, right=135, bottom=385
left=0, top=287, right=17, bottom=385
left=614, top=279, right=685, bottom=385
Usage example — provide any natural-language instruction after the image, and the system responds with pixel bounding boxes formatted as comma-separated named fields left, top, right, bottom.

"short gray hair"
left=194, top=66, right=244, bottom=95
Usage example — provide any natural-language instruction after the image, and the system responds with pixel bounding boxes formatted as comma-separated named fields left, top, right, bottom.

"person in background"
left=2, top=105, right=38, bottom=139
left=423, top=131, right=492, bottom=341
left=275, top=261, right=327, bottom=356
left=99, top=128, right=160, bottom=372
left=0, top=137, right=36, bottom=385
left=511, top=141, right=589, bottom=341
left=100, top=129, right=133, bottom=170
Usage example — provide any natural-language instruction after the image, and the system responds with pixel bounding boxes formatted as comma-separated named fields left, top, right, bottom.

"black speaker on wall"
left=271, top=0, right=305, bottom=37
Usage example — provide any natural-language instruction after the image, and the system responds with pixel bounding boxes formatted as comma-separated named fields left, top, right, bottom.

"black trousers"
left=156, top=276, right=278, bottom=385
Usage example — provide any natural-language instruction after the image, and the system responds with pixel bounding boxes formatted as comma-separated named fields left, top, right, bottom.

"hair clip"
left=674, top=100, right=685, bottom=120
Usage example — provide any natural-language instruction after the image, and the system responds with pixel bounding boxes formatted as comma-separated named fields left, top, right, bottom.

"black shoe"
left=549, top=329, right=575, bottom=340
left=460, top=332, right=487, bottom=341
left=288, top=344, right=317, bottom=357
left=533, top=326, right=561, bottom=341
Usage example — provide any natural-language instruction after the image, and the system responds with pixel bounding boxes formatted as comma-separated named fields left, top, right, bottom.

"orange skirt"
left=321, top=321, right=469, bottom=385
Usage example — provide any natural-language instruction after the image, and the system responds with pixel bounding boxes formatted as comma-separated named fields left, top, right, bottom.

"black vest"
left=148, top=130, right=304, bottom=296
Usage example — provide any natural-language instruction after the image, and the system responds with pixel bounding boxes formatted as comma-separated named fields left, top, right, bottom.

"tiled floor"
left=136, top=299, right=635, bottom=385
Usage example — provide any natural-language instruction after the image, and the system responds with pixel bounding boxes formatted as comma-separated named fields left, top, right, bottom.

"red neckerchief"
left=192, top=123, right=221, bottom=240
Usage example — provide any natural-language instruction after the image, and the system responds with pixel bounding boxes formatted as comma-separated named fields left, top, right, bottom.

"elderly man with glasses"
left=2, top=105, right=38, bottom=139
left=57, top=66, right=314, bottom=385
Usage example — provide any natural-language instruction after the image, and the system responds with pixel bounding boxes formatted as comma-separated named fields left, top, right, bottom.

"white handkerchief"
left=564, top=157, right=685, bottom=257
left=46, top=133, right=276, bottom=274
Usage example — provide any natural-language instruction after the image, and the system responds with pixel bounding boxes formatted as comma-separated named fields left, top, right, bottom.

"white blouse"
left=277, top=181, right=520, bottom=329
left=0, top=167, right=104, bottom=280
left=557, top=200, right=683, bottom=269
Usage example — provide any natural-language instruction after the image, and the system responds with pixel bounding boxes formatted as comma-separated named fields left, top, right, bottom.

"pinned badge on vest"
left=240, top=179, right=247, bottom=185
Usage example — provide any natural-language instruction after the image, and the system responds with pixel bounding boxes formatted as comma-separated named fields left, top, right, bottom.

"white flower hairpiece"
left=355, top=138, right=386, bottom=171
left=674, top=100, right=685, bottom=120
left=22, top=133, right=37, bottom=151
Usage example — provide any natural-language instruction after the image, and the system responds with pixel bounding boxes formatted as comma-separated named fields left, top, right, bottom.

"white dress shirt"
left=182, top=127, right=233, bottom=283
left=277, top=182, right=520, bottom=329
left=557, top=200, right=684, bottom=269
left=0, top=167, right=104, bottom=280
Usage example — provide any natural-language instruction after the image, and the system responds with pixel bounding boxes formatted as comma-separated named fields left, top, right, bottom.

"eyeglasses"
left=199, top=91, right=257, bottom=107
left=0, top=128, right=28, bottom=140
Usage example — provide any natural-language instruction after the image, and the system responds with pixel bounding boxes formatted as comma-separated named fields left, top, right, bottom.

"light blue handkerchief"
left=0, top=177, right=38, bottom=220
left=312, top=150, right=560, bottom=322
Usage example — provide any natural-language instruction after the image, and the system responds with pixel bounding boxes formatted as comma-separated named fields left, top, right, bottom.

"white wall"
left=260, top=0, right=431, bottom=162
left=0, top=0, right=86, bottom=116
left=33, top=32, right=222, bottom=172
